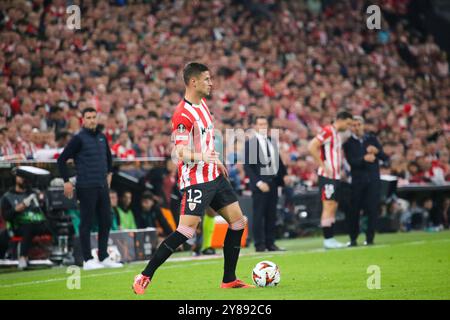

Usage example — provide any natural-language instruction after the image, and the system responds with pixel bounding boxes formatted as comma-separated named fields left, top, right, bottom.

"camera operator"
left=0, top=170, right=52, bottom=269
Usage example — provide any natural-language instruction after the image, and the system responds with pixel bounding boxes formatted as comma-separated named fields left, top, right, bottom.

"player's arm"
left=172, top=116, right=218, bottom=164
left=308, top=137, right=324, bottom=168
left=308, top=136, right=332, bottom=177
left=343, top=141, right=365, bottom=168
left=372, top=137, right=389, bottom=162
left=175, top=144, right=218, bottom=164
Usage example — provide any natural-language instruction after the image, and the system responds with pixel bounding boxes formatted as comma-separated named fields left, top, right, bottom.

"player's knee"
left=229, top=216, right=247, bottom=231
left=176, top=224, right=196, bottom=239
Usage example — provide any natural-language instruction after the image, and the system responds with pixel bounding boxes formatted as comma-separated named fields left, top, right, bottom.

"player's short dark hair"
left=183, top=62, right=209, bottom=85
left=336, top=111, right=353, bottom=120
left=81, top=107, right=97, bottom=117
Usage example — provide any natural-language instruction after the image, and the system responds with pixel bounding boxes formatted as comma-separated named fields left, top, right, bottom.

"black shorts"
left=318, top=176, right=341, bottom=202
left=180, top=175, right=239, bottom=217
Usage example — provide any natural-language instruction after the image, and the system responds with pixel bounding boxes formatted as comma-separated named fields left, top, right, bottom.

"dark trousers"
left=347, top=179, right=380, bottom=243
left=252, top=181, right=278, bottom=248
left=14, top=222, right=51, bottom=257
left=76, top=186, right=111, bottom=262
left=0, top=229, right=8, bottom=259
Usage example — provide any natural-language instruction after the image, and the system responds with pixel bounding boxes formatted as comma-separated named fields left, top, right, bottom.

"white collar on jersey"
left=184, top=98, right=203, bottom=108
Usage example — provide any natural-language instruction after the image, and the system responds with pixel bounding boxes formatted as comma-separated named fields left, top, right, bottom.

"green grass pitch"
left=1, top=231, right=449, bottom=300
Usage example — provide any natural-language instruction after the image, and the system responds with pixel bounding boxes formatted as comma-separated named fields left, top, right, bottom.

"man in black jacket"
left=244, top=116, right=287, bottom=252
left=343, top=116, right=389, bottom=246
left=57, top=107, right=122, bottom=270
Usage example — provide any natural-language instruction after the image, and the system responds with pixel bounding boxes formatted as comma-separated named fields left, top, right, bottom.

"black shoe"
left=347, top=241, right=357, bottom=247
left=267, top=244, right=286, bottom=252
left=201, top=247, right=216, bottom=255
left=255, top=245, right=266, bottom=252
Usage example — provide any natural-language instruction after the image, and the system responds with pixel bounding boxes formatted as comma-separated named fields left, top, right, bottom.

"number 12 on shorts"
left=187, top=189, right=202, bottom=204
left=186, top=189, right=202, bottom=212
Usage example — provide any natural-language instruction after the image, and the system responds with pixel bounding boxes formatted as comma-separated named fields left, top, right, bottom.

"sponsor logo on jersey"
left=177, top=124, right=186, bottom=133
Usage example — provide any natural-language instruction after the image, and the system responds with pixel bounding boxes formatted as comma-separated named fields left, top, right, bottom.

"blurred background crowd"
left=0, top=0, right=449, bottom=190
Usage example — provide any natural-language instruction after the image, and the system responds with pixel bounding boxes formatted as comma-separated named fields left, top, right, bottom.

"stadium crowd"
left=0, top=0, right=448, bottom=221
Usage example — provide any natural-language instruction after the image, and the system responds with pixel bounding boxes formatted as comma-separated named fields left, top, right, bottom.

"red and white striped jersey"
left=316, top=125, right=343, bottom=180
left=172, top=98, right=219, bottom=190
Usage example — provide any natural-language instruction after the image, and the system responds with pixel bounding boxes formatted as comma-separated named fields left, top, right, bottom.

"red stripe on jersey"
left=180, top=192, right=187, bottom=216
left=202, top=162, right=209, bottom=182
left=330, top=130, right=336, bottom=179
left=189, top=164, right=198, bottom=185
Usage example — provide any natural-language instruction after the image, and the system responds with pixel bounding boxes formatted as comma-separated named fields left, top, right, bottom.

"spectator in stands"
left=46, top=106, right=67, bottom=135
left=0, top=168, right=52, bottom=269
left=19, top=123, right=37, bottom=160
left=133, top=135, right=152, bottom=158
left=3, top=125, right=25, bottom=160
left=406, top=161, right=424, bottom=183
left=111, top=131, right=136, bottom=160
left=117, top=191, right=137, bottom=230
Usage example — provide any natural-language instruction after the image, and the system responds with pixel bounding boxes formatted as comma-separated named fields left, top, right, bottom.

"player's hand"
left=203, top=149, right=219, bottom=164
left=366, top=146, right=379, bottom=154
left=257, top=181, right=270, bottom=193
left=217, top=162, right=229, bottom=178
left=64, top=182, right=74, bottom=199
left=364, top=153, right=376, bottom=163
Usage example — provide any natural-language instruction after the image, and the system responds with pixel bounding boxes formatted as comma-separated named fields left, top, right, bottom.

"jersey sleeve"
left=172, top=113, right=194, bottom=146
left=315, top=126, right=332, bottom=144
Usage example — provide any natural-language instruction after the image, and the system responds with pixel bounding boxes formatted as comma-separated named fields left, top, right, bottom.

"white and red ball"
left=252, top=260, right=281, bottom=287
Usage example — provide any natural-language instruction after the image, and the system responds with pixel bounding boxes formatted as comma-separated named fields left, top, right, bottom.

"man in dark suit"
left=343, top=116, right=389, bottom=246
left=244, top=116, right=287, bottom=252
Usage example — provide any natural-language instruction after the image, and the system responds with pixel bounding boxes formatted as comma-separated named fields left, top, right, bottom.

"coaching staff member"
left=343, top=116, right=389, bottom=246
left=244, top=116, right=287, bottom=252
left=57, top=107, right=122, bottom=270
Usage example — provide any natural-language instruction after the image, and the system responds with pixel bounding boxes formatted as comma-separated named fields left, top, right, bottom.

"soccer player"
left=308, top=111, right=353, bottom=249
left=132, top=62, right=254, bottom=294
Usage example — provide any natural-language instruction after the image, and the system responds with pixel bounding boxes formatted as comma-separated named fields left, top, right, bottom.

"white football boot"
left=83, top=258, right=105, bottom=271
left=323, top=238, right=346, bottom=249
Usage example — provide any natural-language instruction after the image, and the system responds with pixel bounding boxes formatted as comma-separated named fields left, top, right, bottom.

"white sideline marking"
left=403, top=241, right=426, bottom=245
left=0, top=270, right=129, bottom=289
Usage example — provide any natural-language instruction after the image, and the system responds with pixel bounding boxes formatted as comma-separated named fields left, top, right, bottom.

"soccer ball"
left=252, top=260, right=281, bottom=287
